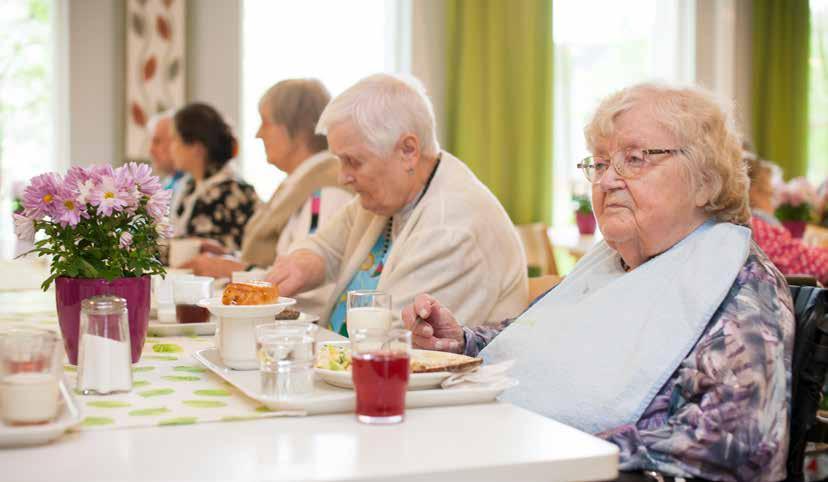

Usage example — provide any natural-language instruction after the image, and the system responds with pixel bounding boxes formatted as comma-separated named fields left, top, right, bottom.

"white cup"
left=168, top=238, right=202, bottom=268
left=152, top=272, right=194, bottom=324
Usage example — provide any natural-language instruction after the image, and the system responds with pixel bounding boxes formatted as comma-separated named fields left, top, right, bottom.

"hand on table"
left=401, top=294, right=464, bottom=354
left=199, top=238, right=229, bottom=256
left=180, top=254, right=244, bottom=278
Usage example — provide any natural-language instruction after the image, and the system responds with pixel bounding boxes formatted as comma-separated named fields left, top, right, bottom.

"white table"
left=1, top=403, right=618, bottom=482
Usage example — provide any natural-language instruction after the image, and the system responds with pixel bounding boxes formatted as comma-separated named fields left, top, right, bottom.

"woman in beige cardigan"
left=183, top=79, right=352, bottom=279
left=266, top=74, right=528, bottom=335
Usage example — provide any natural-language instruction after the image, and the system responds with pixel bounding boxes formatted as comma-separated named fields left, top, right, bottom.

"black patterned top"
left=175, top=177, right=260, bottom=251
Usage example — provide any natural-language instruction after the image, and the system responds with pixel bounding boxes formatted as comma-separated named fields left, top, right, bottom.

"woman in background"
left=169, top=102, right=259, bottom=252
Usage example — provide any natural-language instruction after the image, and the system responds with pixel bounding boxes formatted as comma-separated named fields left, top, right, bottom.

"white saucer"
left=197, top=297, right=296, bottom=318
left=0, top=381, right=82, bottom=448
left=314, top=367, right=451, bottom=391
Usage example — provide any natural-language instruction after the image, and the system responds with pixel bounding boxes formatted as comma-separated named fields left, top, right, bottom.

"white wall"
left=66, top=0, right=242, bottom=166
left=410, top=0, right=447, bottom=146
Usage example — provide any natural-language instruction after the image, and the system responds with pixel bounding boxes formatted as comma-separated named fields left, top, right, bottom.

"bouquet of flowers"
left=774, top=177, right=817, bottom=222
left=14, top=163, right=172, bottom=290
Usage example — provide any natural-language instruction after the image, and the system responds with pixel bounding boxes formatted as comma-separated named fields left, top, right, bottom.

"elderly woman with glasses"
left=266, top=73, right=527, bottom=335
left=403, top=84, right=794, bottom=481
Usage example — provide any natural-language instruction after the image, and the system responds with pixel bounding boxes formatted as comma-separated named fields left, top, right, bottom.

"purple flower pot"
left=575, top=211, right=597, bottom=235
left=55, top=276, right=151, bottom=365
left=782, top=220, right=807, bottom=239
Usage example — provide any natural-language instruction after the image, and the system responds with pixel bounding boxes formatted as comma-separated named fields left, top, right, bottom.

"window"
left=241, top=0, right=408, bottom=198
left=0, top=0, right=57, bottom=257
left=809, top=0, right=828, bottom=184
left=551, top=0, right=695, bottom=228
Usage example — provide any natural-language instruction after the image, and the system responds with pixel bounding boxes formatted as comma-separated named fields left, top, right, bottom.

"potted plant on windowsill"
left=774, top=177, right=817, bottom=238
left=14, top=163, right=172, bottom=364
left=573, top=193, right=596, bottom=235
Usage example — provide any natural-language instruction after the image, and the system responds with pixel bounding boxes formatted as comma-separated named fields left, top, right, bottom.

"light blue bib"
left=480, top=221, right=751, bottom=433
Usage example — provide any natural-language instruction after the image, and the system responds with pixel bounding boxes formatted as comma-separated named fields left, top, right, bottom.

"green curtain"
left=444, top=0, right=553, bottom=225
left=752, top=0, right=811, bottom=179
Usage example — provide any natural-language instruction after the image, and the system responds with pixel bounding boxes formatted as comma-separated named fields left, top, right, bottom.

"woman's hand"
left=199, top=238, right=228, bottom=256
left=265, top=250, right=326, bottom=297
left=180, top=254, right=244, bottom=278
left=401, top=294, right=464, bottom=354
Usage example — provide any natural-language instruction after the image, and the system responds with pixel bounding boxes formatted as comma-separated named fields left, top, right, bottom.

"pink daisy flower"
left=13, top=213, right=34, bottom=242
left=54, top=187, right=88, bottom=228
left=89, top=172, right=132, bottom=216
left=125, top=162, right=162, bottom=197
left=147, top=189, right=172, bottom=221
left=22, top=173, right=62, bottom=219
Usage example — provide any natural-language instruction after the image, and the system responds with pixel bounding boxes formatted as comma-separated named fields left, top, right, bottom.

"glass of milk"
left=346, top=291, right=392, bottom=337
left=0, top=328, right=61, bottom=425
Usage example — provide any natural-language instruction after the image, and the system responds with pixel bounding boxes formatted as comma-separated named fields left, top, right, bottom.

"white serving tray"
left=193, top=348, right=515, bottom=415
left=0, top=380, right=82, bottom=448
left=148, top=312, right=318, bottom=337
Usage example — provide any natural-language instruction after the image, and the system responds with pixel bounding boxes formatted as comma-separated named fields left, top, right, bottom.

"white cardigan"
left=292, top=151, right=529, bottom=327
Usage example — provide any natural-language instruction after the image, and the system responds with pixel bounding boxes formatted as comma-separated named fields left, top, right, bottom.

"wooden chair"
left=528, top=275, right=561, bottom=303
left=515, top=223, right=558, bottom=277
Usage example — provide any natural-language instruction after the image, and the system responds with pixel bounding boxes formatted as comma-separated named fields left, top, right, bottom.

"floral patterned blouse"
left=462, top=244, right=795, bottom=481
left=175, top=177, right=259, bottom=251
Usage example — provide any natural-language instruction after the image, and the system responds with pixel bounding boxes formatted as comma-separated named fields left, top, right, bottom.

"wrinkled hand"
left=199, top=239, right=228, bottom=256
left=401, top=294, right=464, bottom=354
left=180, top=254, right=244, bottom=278
left=265, top=251, right=324, bottom=297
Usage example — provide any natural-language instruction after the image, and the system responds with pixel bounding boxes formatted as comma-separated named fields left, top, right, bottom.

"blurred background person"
left=147, top=111, right=184, bottom=192
left=747, top=152, right=828, bottom=284
left=183, top=79, right=353, bottom=285
left=169, top=102, right=259, bottom=252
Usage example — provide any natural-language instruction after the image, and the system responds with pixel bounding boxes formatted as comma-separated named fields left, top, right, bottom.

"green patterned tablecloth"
left=0, top=289, right=303, bottom=430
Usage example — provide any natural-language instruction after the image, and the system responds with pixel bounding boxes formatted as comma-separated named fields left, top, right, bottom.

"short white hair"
left=316, top=73, right=440, bottom=157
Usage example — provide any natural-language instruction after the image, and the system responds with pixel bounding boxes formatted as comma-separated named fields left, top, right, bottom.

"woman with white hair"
left=266, top=73, right=528, bottom=335
left=403, top=84, right=794, bottom=481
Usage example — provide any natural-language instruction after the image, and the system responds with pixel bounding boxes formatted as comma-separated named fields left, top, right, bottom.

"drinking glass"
left=77, top=295, right=132, bottom=395
left=351, top=328, right=411, bottom=424
left=0, top=328, right=61, bottom=425
left=346, top=290, right=392, bottom=336
left=173, top=276, right=213, bottom=324
left=255, top=323, right=315, bottom=400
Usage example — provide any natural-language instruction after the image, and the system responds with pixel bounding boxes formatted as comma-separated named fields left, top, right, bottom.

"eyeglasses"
left=576, top=148, right=686, bottom=184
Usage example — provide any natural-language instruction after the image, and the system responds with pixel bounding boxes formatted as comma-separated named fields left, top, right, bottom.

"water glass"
left=351, top=328, right=411, bottom=425
left=173, top=276, right=213, bottom=324
left=347, top=290, right=392, bottom=336
left=77, top=295, right=132, bottom=395
left=0, top=328, right=62, bottom=425
left=255, top=323, right=315, bottom=400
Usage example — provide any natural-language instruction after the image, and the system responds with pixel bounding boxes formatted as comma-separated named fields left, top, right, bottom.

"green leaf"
left=194, top=389, right=231, bottom=397
left=173, top=366, right=206, bottom=373
left=158, top=416, right=198, bottom=426
left=138, top=388, right=175, bottom=398
left=182, top=400, right=227, bottom=408
left=161, top=375, right=201, bottom=382
left=152, top=343, right=182, bottom=353
left=82, top=416, right=115, bottom=427
left=87, top=401, right=131, bottom=408
left=128, top=407, right=170, bottom=416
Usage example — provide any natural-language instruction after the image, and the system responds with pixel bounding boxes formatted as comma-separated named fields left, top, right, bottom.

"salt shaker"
left=76, top=295, right=132, bottom=395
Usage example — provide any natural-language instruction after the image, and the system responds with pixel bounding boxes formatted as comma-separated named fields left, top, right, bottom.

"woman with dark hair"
left=169, top=102, right=259, bottom=251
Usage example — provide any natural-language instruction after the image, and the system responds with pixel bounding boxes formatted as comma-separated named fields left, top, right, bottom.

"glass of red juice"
left=351, top=328, right=411, bottom=425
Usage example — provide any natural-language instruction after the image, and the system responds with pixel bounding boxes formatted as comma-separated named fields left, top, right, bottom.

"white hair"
left=146, top=109, right=175, bottom=135
left=316, top=73, right=440, bottom=157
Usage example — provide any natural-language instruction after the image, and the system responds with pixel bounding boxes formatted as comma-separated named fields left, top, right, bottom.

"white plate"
left=193, top=347, right=515, bottom=415
left=314, top=368, right=451, bottom=390
left=147, top=321, right=216, bottom=337
left=197, top=296, right=296, bottom=318
left=0, top=381, right=82, bottom=448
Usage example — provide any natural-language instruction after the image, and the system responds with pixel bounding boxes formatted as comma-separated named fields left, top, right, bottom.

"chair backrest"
left=515, top=223, right=558, bottom=277
left=785, top=284, right=828, bottom=482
